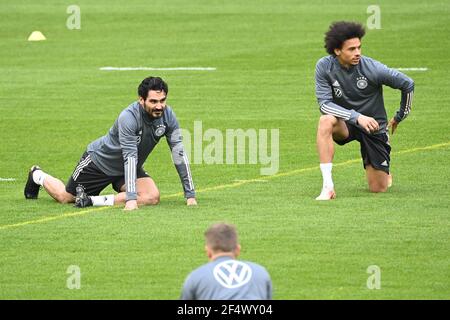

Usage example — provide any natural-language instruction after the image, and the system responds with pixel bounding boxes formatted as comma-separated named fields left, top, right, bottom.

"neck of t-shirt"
left=210, top=253, right=236, bottom=262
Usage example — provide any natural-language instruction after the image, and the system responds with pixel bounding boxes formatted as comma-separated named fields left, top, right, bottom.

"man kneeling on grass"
left=314, top=21, right=414, bottom=200
left=24, top=76, right=197, bottom=210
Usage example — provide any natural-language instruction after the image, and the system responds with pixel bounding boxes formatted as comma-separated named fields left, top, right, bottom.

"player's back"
left=181, top=256, right=272, bottom=300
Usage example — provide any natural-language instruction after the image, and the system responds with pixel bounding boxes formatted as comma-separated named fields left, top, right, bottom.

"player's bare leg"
left=115, top=177, right=160, bottom=206
left=74, top=177, right=160, bottom=209
left=365, top=165, right=389, bottom=193
left=316, top=115, right=349, bottom=200
left=387, top=173, right=393, bottom=188
left=43, top=175, right=75, bottom=203
left=24, top=166, right=75, bottom=203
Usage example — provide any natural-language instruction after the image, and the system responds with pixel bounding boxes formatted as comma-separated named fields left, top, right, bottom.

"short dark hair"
left=205, top=223, right=238, bottom=253
left=138, top=76, right=168, bottom=99
left=324, top=21, right=365, bottom=55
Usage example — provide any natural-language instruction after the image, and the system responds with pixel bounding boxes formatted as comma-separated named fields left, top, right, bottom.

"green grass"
left=0, top=0, right=449, bottom=299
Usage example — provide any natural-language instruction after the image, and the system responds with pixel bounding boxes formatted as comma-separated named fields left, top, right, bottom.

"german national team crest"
left=356, top=76, right=368, bottom=89
left=154, top=124, right=166, bottom=137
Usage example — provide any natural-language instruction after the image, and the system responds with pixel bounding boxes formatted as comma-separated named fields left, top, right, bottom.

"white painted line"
left=395, top=68, right=428, bottom=71
left=0, top=178, right=16, bottom=181
left=99, top=67, right=216, bottom=71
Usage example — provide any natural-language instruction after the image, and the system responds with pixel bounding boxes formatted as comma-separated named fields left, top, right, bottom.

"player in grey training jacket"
left=181, top=223, right=272, bottom=300
left=315, top=21, right=414, bottom=200
left=24, top=77, right=197, bottom=210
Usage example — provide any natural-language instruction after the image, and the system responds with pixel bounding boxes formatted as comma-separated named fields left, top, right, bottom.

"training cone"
left=28, top=31, right=46, bottom=41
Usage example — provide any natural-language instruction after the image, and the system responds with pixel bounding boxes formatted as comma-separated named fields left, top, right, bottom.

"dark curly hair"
left=138, top=76, right=168, bottom=99
left=324, top=21, right=365, bottom=55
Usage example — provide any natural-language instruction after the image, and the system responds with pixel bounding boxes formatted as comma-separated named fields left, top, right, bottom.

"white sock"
left=90, top=195, right=115, bottom=206
left=320, top=163, right=334, bottom=189
left=32, top=170, right=48, bottom=186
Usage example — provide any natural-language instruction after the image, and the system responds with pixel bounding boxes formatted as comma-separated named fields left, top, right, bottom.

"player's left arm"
left=165, top=108, right=197, bottom=206
left=117, top=110, right=140, bottom=210
left=375, top=60, right=415, bottom=134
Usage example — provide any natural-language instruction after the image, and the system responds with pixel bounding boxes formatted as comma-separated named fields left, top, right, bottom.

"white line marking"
left=99, top=67, right=216, bottom=71
left=395, top=68, right=428, bottom=71
left=0, top=178, right=16, bottom=181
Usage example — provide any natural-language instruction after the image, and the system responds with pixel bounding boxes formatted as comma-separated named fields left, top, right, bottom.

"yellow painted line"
left=1, top=141, right=449, bottom=231
left=395, top=141, right=450, bottom=155
left=0, top=207, right=111, bottom=231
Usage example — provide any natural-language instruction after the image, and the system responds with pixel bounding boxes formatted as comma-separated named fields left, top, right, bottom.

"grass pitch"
left=0, top=0, right=449, bottom=299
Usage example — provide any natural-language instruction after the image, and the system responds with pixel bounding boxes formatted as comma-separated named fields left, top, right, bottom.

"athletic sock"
left=319, top=163, right=334, bottom=189
left=90, top=195, right=115, bottom=206
left=32, top=170, right=48, bottom=186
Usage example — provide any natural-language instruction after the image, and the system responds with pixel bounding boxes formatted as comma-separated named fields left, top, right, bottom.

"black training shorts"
left=66, top=151, right=150, bottom=196
left=335, top=123, right=391, bottom=174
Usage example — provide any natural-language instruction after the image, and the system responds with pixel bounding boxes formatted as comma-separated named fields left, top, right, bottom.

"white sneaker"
left=315, top=187, right=336, bottom=200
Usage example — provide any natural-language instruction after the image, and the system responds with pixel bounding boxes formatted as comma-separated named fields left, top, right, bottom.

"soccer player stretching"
left=315, top=21, right=414, bottom=200
left=24, top=77, right=197, bottom=210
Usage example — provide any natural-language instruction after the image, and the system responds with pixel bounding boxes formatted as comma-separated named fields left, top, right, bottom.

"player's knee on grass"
left=368, top=180, right=388, bottom=193
left=138, top=191, right=160, bottom=205
left=366, top=165, right=389, bottom=193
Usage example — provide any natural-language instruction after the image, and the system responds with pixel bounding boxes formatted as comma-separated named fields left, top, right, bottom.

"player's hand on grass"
left=187, top=197, right=197, bottom=206
left=357, top=115, right=379, bottom=133
left=124, top=199, right=138, bottom=211
left=388, top=117, right=399, bottom=135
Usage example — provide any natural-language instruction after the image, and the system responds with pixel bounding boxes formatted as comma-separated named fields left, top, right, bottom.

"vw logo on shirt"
left=213, top=260, right=253, bottom=289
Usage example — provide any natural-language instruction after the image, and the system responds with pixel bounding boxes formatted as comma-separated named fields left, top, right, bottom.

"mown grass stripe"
left=1, top=141, right=448, bottom=231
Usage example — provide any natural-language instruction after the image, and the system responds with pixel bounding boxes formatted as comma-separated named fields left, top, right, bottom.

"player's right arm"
left=266, top=272, right=273, bottom=300
left=117, top=110, right=139, bottom=210
left=315, top=58, right=378, bottom=133
left=180, top=273, right=196, bottom=300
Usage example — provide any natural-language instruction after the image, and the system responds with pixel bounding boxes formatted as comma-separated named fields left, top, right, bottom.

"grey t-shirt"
left=87, top=101, right=195, bottom=200
left=315, top=55, right=414, bottom=132
left=180, top=256, right=272, bottom=300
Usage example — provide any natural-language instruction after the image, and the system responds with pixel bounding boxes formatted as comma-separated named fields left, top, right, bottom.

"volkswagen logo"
left=213, top=260, right=253, bottom=289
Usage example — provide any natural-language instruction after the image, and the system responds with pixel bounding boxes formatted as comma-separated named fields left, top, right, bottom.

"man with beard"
left=24, top=77, right=197, bottom=210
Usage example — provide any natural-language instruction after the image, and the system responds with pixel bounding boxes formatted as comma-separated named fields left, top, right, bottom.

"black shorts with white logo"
left=334, top=123, right=391, bottom=174
left=66, top=151, right=150, bottom=196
